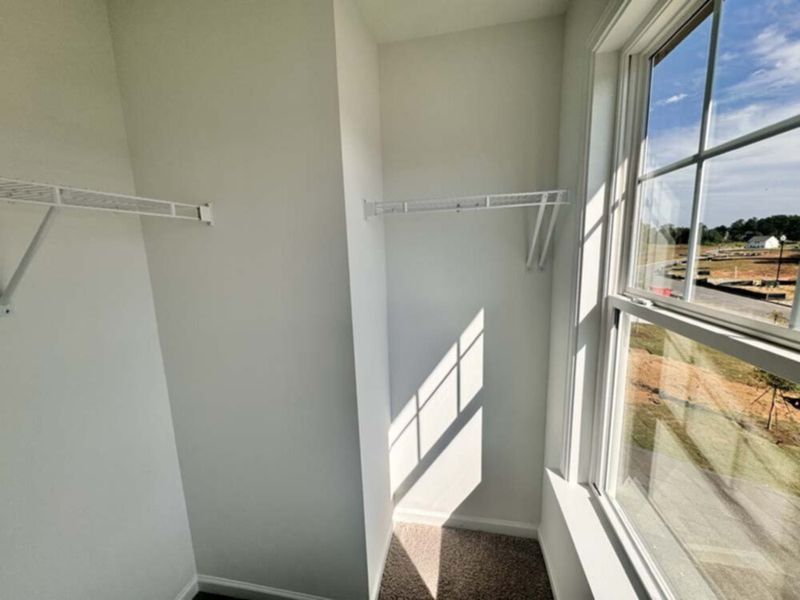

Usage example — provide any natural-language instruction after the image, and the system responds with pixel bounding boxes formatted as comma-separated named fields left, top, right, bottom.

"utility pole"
left=775, top=234, right=787, bottom=285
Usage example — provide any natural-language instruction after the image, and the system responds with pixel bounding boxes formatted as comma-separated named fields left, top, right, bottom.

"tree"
left=755, top=370, right=799, bottom=431
left=724, top=215, right=800, bottom=242
left=701, top=225, right=724, bottom=244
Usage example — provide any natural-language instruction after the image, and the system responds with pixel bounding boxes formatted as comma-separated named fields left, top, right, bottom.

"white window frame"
left=584, top=1, right=800, bottom=598
left=619, top=0, right=800, bottom=351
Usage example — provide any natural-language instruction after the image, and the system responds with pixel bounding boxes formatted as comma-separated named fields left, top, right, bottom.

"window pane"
left=708, top=0, right=800, bottom=146
left=633, top=166, right=696, bottom=298
left=643, top=5, right=712, bottom=172
left=689, top=129, right=799, bottom=328
left=611, top=317, right=800, bottom=599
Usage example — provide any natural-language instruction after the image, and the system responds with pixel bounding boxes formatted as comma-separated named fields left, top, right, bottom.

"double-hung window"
left=592, top=0, right=800, bottom=598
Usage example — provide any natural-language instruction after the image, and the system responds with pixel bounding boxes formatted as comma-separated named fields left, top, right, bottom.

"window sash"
left=588, top=1, right=800, bottom=597
left=619, top=0, right=800, bottom=349
left=593, top=295, right=800, bottom=599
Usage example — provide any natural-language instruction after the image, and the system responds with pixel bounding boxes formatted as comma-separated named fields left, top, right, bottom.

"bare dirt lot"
left=698, top=248, right=798, bottom=304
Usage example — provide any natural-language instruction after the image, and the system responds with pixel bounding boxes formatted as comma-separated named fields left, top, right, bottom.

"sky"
left=642, top=0, right=800, bottom=228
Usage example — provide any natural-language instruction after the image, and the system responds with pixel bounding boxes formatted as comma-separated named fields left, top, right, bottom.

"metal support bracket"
left=526, top=191, right=566, bottom=270
left=526, top=194, right=548, bottom=269
left=0, top=206, right=59, bottom=317
left=538, top=201, right=561, bottom=270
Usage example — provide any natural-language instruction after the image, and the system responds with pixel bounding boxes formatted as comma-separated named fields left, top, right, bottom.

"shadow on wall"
left=388, top=309, right=485, bottom=517
left=382, top=310, right=554, bottom=599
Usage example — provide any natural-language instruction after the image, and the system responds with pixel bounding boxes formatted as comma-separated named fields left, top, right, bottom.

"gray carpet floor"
left=194, top=523, right=553, bottom=600
left=379, top=523, right=553, bottom=599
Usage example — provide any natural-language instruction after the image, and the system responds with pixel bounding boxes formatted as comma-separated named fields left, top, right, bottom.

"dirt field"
left=698, top=248, right=798, bottom=299
left=644, top=244, right=799, bottom=306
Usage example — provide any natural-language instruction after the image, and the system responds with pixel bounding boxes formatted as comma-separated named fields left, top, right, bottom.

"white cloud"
left=644, top=101, right=800, bottom=226
left=709, top=99, right=800, bottom=144
left=657, top=93, right=688, bottom=106
left=721, top=25, right=800, bottom=102
left=641, top=15, right=800, bottom=227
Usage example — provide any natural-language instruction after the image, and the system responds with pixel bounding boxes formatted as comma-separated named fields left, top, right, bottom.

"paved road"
left=640, top=262, right=792, bottom=324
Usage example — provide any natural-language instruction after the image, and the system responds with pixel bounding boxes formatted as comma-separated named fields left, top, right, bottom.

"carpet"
left=378, top=522, right=554, bottom=599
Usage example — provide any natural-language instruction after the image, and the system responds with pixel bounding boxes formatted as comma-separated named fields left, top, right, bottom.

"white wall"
left=333, top=1, right=394, bottom=597
left=380, top=18, right=564, bottom=530
left=0, top=1, right=196, bottom=599
left=107, top=1, right=371, bottom=598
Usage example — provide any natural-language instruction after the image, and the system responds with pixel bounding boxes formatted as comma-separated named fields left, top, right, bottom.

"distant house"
left=747, top=235, right=780, bottom=249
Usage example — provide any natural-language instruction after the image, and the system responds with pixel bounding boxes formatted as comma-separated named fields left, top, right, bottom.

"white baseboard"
left=370, top=527, right=394, bottom=600
left=174, top=577, right=199, bottom=600
left=393, top=507, right=538, bottom=539
left=197, top=574, right=332, bottom=600
left=538, top=531, right=561, bottom=600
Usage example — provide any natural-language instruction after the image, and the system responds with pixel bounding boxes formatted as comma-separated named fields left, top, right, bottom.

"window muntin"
left=607, top=315, right=800, bottom=600
left=633, top=166, right=695, bottom=298
left=629, top=0, right=800, bottom=342
left=643, top=5, right=712, bottom=172
left=689, top=127, right=800, bottom=328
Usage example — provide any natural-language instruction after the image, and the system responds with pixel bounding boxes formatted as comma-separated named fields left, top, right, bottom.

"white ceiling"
left=354, top=0, right=570, bottom=43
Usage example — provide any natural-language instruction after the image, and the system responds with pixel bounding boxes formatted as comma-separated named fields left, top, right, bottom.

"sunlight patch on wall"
left=388, top=310, right=485, bottom=517
left=399, top=407, right=483, bottom=515
left=419, top=346, right=458, bottom=455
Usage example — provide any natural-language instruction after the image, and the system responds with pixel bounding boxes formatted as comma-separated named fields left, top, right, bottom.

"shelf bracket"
left=526, top=193, right=549, bottom=270
left=1, top=206, right=59, bottom=317
left=537, top=193, right=563, bottom=270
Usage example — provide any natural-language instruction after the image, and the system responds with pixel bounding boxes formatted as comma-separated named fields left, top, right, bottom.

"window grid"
left=683, top=0, right=722, bottom=301
left=627, top=0, right=800, bottom=339
left=592, top=2, right=800, bottom=597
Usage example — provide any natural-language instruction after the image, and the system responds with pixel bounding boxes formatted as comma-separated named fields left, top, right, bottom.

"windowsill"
left=543, top=469, right=642, bottom=600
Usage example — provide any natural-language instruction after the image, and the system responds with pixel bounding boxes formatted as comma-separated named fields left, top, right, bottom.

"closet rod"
left=0, top=176, right=213, bottom=317
left=363, top=189, right=569, bottom=271
left=363, top=189, right=567, bottom=219
left=0, top=177, right=213, bottom=224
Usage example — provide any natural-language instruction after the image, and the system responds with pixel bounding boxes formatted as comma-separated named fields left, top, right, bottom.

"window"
left=628, top=0, right=800, bottom=339
left=593, top=1, right=800, bottom=598
left=608, top=312, right=800, bottom=599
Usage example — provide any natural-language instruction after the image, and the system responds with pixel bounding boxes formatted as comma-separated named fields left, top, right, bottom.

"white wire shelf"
left=363, top=190, right=569, bottom=270
left=363, top=190, right=566, bottom=218
left=0, top=177, right=213, bottom=224
left=0, top=176, right=213, bottom=317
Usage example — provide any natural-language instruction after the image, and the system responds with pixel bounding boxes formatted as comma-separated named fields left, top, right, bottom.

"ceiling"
left=354, top=0, right=570, bottom=43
